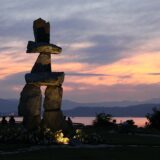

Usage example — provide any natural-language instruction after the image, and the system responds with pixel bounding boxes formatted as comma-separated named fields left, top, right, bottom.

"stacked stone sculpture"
left=18, top=18, right=66, bottom=131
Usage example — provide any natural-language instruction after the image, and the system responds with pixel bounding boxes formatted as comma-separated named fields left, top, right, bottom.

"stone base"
left=18, top=84, right=42, bottom=116
left=43, top=86, right=63, bottom=110
left=18, top=84, right=42, bottom=130
left=25, top=72, right=64, bottom=86
left=42, top=86, right=64, bottom=131
left=23, top=115, right=41, bottom=131
left=42, top=111, right=66, bottom=131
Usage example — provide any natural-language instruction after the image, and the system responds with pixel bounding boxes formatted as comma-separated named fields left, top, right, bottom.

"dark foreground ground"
left=1, top=133, right=160, bottom=160
left=0, top=146, right=160, bottom=160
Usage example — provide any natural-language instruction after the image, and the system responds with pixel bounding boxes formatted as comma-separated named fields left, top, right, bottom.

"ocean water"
left=71, top=117, right=147, bottom=127
left=1, top=116, right=147, bottom=127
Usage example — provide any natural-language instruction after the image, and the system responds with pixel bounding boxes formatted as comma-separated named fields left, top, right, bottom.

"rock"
left=42, top=111, right=66, bottom=131
left=42, top=86, right=64, bottom=130
left=33, top=18, right=50, bottom=43
left=25, top=72, right=64, bottom=86
left=31, top=53, right=51, bottom=73
left=23, top=115, right=41, bottom=131
left=18, top=84, right=42, bottom=130
left=27, top=41, right=62, bottom=54
left=18, top=84, right=42, bottom=116
left=43, top=86, right=63, bottom=110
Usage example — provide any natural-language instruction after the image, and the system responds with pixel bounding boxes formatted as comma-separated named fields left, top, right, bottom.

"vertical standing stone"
left=44, top=86, right=63, bottom=110
left=42, top=86, right=65, bottom=130
left=18, top=84, right=42, bottom=130
left=33, top=18, right=50, bottom=43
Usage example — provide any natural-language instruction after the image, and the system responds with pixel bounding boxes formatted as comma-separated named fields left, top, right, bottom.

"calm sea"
left=71, top=117, right=147, bottom=127
left=1, top=117, right=147, bottom=127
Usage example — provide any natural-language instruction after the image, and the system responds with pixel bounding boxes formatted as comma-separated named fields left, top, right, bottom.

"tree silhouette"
left=93, top=113, right=116, bottom=127
left=146, top=107, right=160, bottom=129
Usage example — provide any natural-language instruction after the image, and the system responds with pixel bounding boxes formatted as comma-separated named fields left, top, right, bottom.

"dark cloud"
left=63, top=82, right=160, bottom=102
left=0, top=71, right=108, bottom=99
left=0, top=47, right=14, bottom=52
left=0, top=71, right=160, bottom=103
left=148, top=73, right=160, bottom=76
left=0, top=72, right=26, bottom=99
left=66, top=72, right=109, bottom=77
left=118, top=75, right=132, bottom=79
left=0, top=0, right=160, bottom=65
left=73, top=35, right=136, bottom=64
left=0, top=21, right=31, bottom=40
left=53, top=17, right=97, bottom=43
left=3, top=72, right=26, bottom=85
left=0, top=0, right=160, bottom=101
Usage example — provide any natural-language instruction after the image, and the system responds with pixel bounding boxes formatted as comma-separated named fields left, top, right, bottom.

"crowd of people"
left=1, top=116, right=15, bottom=125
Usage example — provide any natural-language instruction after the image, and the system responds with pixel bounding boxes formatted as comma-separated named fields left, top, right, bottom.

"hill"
left=0, top=98, right=160, bottom=116
left=64, top=104, right=160, bottom=117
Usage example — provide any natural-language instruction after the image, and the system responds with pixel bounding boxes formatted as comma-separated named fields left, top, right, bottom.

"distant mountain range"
left=0, top=98, right=18, bottom=114
left=62, top=98, right=160, bottom=110
left=0, top=98, right=160, bottom=116
left=64, top=104, right=160, bottom=117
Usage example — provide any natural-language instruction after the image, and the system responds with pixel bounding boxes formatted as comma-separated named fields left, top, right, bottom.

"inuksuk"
left=18, top=18, right=66, bottom=131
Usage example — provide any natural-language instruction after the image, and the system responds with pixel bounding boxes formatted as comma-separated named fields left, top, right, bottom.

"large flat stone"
left=25, top=72, right=65, bottom=86
left=27, top=41, right=62, bottom=54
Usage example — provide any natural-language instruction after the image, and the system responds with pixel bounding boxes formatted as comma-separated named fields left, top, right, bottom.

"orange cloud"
left=65, top=52, right=160, bottom=86
left=0, top=46, right=160, bottom=88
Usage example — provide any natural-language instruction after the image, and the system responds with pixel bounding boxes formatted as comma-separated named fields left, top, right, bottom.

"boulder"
left=23, top=115, right=41, bottom=131
left=31, top=53, right=51, bottom=73
left=42, top=111, right=66, bottom=131
left=18, top=84, right=42, bottom=130
left=42, top=86, right=64, bottom=130
left=33, top=18, right=50, bottom=43
left=43, top=86, right=63, bottom=110
left=27, top=41, right=62, bottom=54
left=25, top=72, right=64, bottom=86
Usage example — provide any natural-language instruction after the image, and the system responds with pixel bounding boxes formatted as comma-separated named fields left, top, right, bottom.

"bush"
left=93, top=113, right=116, bottom=128
left=146, top=107, right=160, bottom=130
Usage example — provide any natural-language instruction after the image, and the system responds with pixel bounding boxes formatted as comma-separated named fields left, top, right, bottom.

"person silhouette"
left=67, top=117, right=73, bottom=126
left=9, top=116, right=15, bottom=124
left=1, top=116, right=7, bottom=124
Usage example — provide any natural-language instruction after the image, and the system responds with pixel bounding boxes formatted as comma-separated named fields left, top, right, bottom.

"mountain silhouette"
left=0, top=98, right=160, bottom=116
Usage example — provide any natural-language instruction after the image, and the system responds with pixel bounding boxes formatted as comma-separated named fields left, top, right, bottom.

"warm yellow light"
left=54, top=130, right=70, bottom=144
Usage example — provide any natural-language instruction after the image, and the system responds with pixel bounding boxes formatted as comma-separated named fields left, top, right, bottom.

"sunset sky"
left=0, top=0, right=160, bottom=102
